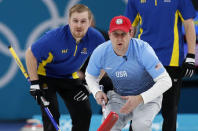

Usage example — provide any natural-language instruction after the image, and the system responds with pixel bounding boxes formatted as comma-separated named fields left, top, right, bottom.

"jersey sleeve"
left=90, top=29, right=105, bottom=54
left=124, top=0, right=139, bottom=27
left=140, top=42, right=165, bottom=79
left=95, top=30, right=105, bottom=46
left=31, top=32, right=53, bottom=62
left=178, top=0, right=196, bottom=20
left=86, top=45, right=104, bottom=77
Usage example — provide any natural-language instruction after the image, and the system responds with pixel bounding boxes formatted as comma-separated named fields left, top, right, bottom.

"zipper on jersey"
left=155, top=0, right=157, bottom=6
left=73, top=40, right=80, bottom=56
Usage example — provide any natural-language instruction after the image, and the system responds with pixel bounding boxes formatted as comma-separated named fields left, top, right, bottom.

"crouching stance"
left=25, top=4, right=105, bottom=131
left=85, top=16, right=172, bottom=131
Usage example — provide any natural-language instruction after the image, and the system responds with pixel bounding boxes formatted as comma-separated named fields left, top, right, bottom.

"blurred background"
left=0, top=0, right=197, bottom=131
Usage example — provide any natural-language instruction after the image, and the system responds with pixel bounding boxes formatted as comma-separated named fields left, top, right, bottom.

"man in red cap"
left=85, top=15, right=172, bottom=131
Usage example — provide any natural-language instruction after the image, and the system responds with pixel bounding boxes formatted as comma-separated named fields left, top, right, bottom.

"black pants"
left=162, top=66, right=182, bottom=131
left=39, top=76, right=92, bottom=131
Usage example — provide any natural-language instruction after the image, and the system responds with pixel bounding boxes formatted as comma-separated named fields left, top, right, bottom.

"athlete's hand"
left=74, top=85, right=90, bottom=101
left=95, top=91, right=108, bottom=109
left=120, top=95, right=143, bottom=114
left=30, top=80, right=49, bottom=107
left=181, top=53, right=195, bottom=77
left=30, top=80, right=42, bottom=102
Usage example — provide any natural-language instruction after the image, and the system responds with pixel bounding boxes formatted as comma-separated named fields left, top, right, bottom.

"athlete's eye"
left=112, top=32, right=126, bottom=38
left=73, top=19, right=78, bottom=23
left=113, top=32, right=119, bottom=37
left=121, top=33, right=127, bottom=37
left=80, top=19, right=88, bottom=24
left=81, top=20, right=86, bottom=23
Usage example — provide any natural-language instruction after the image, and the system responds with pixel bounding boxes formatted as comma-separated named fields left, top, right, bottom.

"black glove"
left=30, top=80, right=49, bottom=107
left=181, top=53, right=195, bottom=77
left=99, top=76, right=114, bottom=93
left=73, top=85, right=90, bottom=101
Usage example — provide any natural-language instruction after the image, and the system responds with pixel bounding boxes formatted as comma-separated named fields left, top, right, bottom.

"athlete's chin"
left=73, top=33, right=85, bottom=39
left=116, top=46, right=123, bottom=50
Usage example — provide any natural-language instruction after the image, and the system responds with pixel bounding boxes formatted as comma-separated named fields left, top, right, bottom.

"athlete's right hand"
left=95, top=91, right=108, bottom=108
left=30, top=80, right=49, bottom=107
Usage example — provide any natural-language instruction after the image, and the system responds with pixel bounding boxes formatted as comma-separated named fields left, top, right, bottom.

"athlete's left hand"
left=120, top=95, right=143, bottom=114
left=181, top=53, right=195, bottom=77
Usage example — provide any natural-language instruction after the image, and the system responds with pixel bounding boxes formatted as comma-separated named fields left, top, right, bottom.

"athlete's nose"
left=77, top=22, right=82, bottom=28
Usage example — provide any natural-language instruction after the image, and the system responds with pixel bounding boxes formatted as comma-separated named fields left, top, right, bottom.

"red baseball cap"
left=109, top=16, right=132, bottom=33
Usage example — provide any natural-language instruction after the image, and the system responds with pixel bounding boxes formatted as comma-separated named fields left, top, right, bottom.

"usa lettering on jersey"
left=115, top=71, right=127, bottom=77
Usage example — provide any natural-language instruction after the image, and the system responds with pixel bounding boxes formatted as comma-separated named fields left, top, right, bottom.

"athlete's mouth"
left=118, top=43, right=122, bottom=46
left=76, top=29, right=82, bottom=32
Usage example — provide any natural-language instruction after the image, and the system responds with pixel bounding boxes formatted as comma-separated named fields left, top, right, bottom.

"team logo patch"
left=81, top=48, right=87, bottom=54
left=62, top=49, right=68, bottom=54
left=116, top=19, right=123, bottom=25
left=164, top=0, right=171, bottom=2
left=140, top=0, right=146, bottom=3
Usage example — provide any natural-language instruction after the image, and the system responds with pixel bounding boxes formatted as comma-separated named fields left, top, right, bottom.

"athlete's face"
left=109, top=30, right=131, bottom=56
left=69, top=11, right=91, bottom=41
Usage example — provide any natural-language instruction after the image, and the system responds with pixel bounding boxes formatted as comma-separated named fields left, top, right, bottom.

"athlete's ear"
left=108, top=31, right=111, bottom=37
left=88, top=18, right=92, bottom=27
left=68, top=17, right=71, bottom=26
left=129, top=27, right=134, bottom=38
